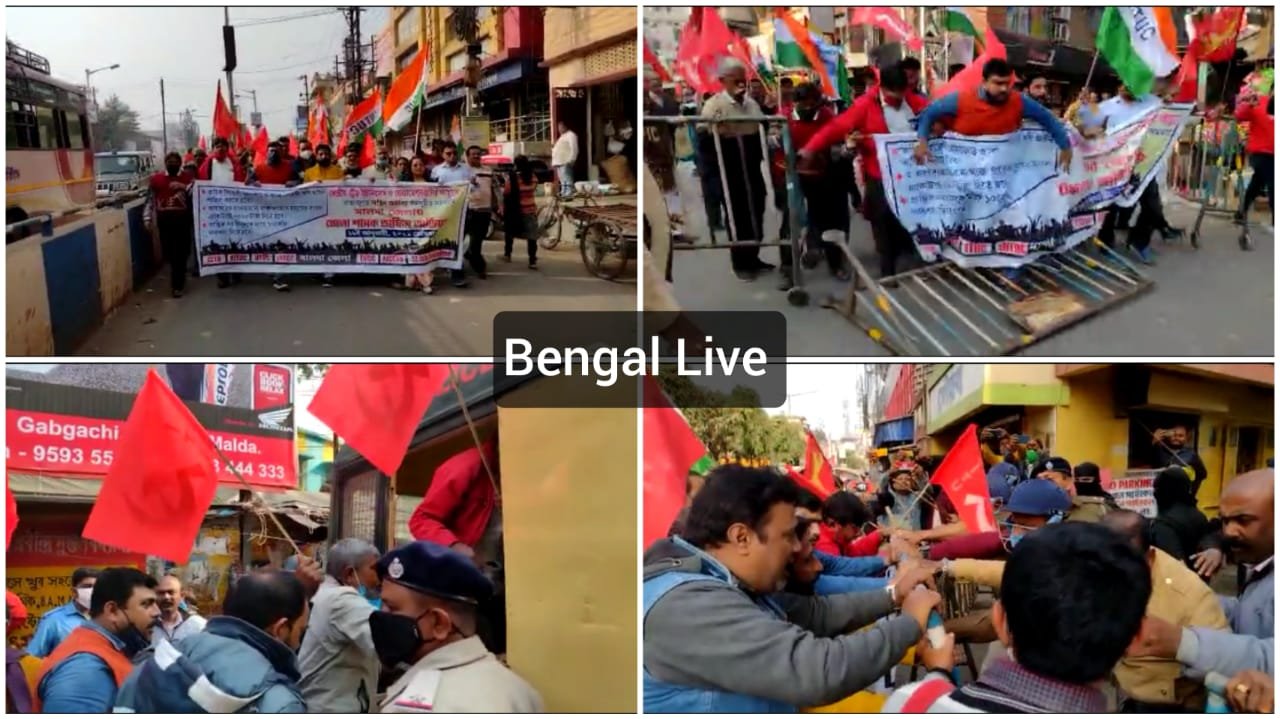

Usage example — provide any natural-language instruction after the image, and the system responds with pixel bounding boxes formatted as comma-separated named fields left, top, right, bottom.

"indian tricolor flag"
left=1097, top=7, right=1180, bottom=96
left=942, top=7, right=984, bottom=51
left=344, top=89, right=383, bottom=142
left=773, top=11, right=835, bottom=97
left=383, top=46, right=428, bottom=132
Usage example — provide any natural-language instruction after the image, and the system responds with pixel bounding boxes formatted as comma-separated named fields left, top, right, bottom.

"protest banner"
left=874, top=103, right=1194, bottom=267
left=194, top=181, right=468, bottom=275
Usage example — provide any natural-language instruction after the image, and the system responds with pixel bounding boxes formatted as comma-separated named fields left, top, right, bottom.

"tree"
left=657, top=372, right=806, bottom=465
left=92, top=94, right=140, bottom=151
left=179, top=110, right=200, bottom=151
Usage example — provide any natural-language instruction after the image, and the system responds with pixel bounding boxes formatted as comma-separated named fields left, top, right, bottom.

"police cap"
left=376, top=541, right=494, bottom=605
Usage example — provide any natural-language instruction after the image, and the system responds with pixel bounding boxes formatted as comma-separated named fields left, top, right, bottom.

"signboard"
left=462, top=116, right=491, bottom=150
left=5, top=364, right=297, bottom=488
left=252, top=364, right=293, bottom=412
left=927, top=364, right=985, bottom=426
left=553, top=87, right=586, bottom=99
left=874, top=103, right=1194, bottom=267
left=193, top=181, right=468, bottom=275
left=1103, top=469, right=1157, bottom=517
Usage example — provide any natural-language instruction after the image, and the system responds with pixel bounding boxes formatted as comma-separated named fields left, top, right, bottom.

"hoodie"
left=643, top=537, right=921, bottom=708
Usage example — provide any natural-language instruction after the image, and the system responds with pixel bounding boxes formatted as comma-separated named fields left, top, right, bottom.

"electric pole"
left=160, top=78, right=168, bottom=154
left=223, top=6, right=238, bottom=120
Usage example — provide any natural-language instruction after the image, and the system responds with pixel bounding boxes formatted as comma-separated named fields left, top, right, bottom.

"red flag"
left=1193, top=7, right=1245, bottom=63
left=674, top=17, right=710, bottom=92
left=308, top=101, right=330, bottom=149
left=795, top=431, right=836, bottom=498
left=642, top=378, right=709, bottom=547
left=308, top=365, right=451, bottom=477
left=288, top=133, right=299, bottom=158
left=359, top=132, right=377, bottom=169
left=212, top=81, right=239, bottom=147
left=81, top=369, right=221, bottom=564
left=1174, top=48, right=1199, bottom=103
left=933, top=27, right=1007, bottom=99
left=6, top=476, right=18, bottom=550
left=676, top=8, right=758, bottom=96
left=239, top=126, right=253, bottom=152
left=197, top=135, right=207, bottom=152
left=928, top=424, right=996, bottom=534
left=252, top=126, right=269, bottom=166
left=644, top=41, right=673, bottom=83
left=336, top=130, right=348, bottom=159
left=851, top=7, right=923, bottom=52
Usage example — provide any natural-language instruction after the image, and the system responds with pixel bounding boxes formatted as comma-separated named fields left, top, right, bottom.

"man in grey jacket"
left=298, top=538, right=383, bottom=713
left=643, top=464, right=941, bottom=711
left=1128, top=469, right=1274, bottom=676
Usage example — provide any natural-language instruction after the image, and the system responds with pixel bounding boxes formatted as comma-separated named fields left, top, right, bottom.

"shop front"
left=544, top=10, right=637, bottom=187
left=994, top=29, right=1120, bottom=107
left=922, top=363, right=1069, bottom=456
left=1053, top=364, right=1274, bottom=515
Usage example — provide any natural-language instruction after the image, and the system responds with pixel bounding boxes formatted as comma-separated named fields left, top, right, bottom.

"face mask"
left=75, top=587, right=93, bottom=608
left=368, top=610, right=426, bottom=668
left=1025, top=450, right=1039, bottom=464
left=357, top=584, right=383, bottom=609
left=796, top=107, right=817, bottom=121
left=300, top=150, right=313, bottom=159
left=377, top=158, right=389, bottom=169
left=732, top=88, right=747, bottom=102
left=166, top=165, right=181, bottom=176
left=213, top=149, right=228, bottom=161
left=267, top=150, right=280, bottom=164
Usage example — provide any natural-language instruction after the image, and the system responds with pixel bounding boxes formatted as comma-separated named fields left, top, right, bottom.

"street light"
left=84, top=63, right=120, bottom=113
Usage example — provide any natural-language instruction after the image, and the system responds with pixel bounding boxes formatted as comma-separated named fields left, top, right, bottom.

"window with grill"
left=7, top=100, right=39, bottom=148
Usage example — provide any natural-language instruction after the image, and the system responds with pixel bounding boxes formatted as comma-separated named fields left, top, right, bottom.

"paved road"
left=667, top=182, right=1273, bottom=357
left=78, top=227, right=635, bottom=357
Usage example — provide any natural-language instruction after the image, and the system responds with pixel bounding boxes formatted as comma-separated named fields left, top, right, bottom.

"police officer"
left=371, top=542, right=543, bottom=713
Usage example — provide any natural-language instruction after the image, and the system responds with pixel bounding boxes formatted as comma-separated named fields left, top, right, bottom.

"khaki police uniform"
left=379, top=635, right=542, bottom=713
left=373, top=542, right=544, bottom=713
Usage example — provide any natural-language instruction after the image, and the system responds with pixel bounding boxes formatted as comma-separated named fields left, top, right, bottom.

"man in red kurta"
left=801, top=66, right=929, bottom=279
left=408, top=440, right=500, bottom=563
left=148, top=152, right=197, bottom=298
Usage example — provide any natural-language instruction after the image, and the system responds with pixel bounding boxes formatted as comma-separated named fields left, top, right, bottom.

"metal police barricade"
left=825, top=235, right=1154, bottom=356
left=1167, top=113, right=1255, bottom=250
left=644, top=114, right=809, bottom=305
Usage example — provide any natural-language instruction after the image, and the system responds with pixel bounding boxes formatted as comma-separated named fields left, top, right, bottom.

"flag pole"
left=447, top=365, right=501, bottom=502
left=1082, top=49, right=1101, bottom=92
left=210, top=443, right=303, bottom=555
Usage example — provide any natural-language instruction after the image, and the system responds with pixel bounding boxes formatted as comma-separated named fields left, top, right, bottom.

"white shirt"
left=881, top=93, right=917, bottom=134
left=551, top=130, right=578, bottom=167
left=430, top=161, right=473, bottom=185
left=1097, top=94, right=1161, bottom=132
left=208, top=158, right=237, bottom=184
left=362, top=164, right=393, bottom=180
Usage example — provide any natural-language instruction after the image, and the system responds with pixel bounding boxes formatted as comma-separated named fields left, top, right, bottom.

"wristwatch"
left=886, top=583, right=896, bottom=603
left=940, top=558, right=954, bottom=577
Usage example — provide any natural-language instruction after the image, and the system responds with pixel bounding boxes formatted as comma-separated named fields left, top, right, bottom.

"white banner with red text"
left=873, top=103, right=1194, bottom=267
left=194, top=180, right=468, bottom=274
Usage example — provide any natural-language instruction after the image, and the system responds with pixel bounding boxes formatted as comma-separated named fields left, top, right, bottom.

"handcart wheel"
left=1189, top=230, right=1199, bottom=249
left=786, top=286, right=809, bottom=307
left=1239, top=227, right=1253, bottom=251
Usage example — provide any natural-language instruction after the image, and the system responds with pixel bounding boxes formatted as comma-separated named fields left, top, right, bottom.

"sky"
left=7, top=6, right=388, bottom=141
left=687, top=364, right=869, bottom=438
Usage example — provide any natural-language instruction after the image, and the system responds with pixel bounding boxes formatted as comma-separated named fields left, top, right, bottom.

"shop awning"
left=874, top=416, right=915, bottom=447
left=7, top=472, right=330, bottom=527
left=993, top=29, right=1118, bottom=80
left=421, top=58, right=541, bottom=110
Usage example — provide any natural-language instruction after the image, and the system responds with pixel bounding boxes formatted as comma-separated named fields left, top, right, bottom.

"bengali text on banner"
left=194, top=180, right=469, bottom=274
left=874, top=103, right=1194, bottom=267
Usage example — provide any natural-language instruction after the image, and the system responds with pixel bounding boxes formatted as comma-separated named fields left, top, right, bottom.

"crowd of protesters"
left=148, top=135, right=544, bottom=299
left=645, top=427, right=1274, bottom=713
left=645, top=52, right=1272, bottom=296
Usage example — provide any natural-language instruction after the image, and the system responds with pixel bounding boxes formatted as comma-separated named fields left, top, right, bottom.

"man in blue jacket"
left=115, top=571, right=311, bottom=713
left=26, top=567, right=98, bottom=658
left=35, top=567, right=158, bottom=712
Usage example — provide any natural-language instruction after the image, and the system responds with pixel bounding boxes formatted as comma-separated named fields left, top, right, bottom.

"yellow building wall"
left=985, top=363, right=1061, bottom=386
left=1053, top=368, right=1131, bottom=479
left=544, top=8, right=637, bottom=87
left=424, top=8, right=503, bottom=85
left=497, top=388, right=637, bottom=712
left=1054, top=367, right=1273, bottom=515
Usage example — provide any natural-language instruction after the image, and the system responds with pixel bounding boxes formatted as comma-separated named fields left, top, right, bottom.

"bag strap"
left=900, top=678, right=955, bottom=713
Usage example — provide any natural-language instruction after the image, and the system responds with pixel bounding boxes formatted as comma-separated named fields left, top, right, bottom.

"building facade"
left=543, top=8, right=637, bottom=184
left=890, top=363, right=1274, bottom=516
left=385, top=7, right=549, bottom=156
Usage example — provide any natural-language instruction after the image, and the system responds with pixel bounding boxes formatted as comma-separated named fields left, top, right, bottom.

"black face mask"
left=267, top=150, right=280, bottom=165
left=368, top=610, right=426, bottom=668
left=116, top=621, right=153, bottom=657
left=166, top=165, right=181, bottom=176
left=796, top=106, right=817, bottom=121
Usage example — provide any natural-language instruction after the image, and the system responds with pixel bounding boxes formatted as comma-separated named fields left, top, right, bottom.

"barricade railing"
left=644, top=114, right=809, bottom=303
left=1166, top=114, right=1249, bottom=214
left=6, top=189, right=148, bottom=239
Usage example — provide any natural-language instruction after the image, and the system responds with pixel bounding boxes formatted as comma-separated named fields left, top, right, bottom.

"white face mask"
left=620, top=127, right=634, bottom=140
left=76, top=586, right=93, bottom=609
left=300, top=150, right=314, bottom=159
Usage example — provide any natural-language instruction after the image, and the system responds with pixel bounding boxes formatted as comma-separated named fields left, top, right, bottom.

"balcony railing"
left=489, top=112, right=551, bottom=143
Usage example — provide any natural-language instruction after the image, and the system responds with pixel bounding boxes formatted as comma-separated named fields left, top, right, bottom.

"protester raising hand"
left=292, top=554, right=324, bottom=598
